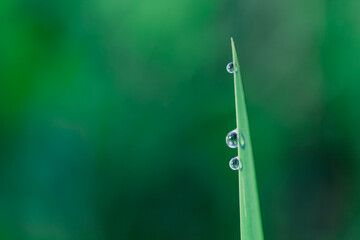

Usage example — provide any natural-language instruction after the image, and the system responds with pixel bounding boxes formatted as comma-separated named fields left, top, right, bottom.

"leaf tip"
left=230, top=37, right=236, bottom=55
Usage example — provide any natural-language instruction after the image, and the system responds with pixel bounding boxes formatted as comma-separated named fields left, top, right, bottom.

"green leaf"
left=231, top=38, right=264, bottom=240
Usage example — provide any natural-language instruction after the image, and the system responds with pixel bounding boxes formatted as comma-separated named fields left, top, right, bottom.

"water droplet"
left=226, top=62, right=234, bottom=73
left=240, top=133, right=245, bottom=149
left=229, top=156, right=243, bottom=170
left=226, top=129, right=238, bottom=148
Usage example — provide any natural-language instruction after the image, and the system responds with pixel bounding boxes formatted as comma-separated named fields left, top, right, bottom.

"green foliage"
left=0, top=0, right=360, bottom=240
left=231, top=38, right=264, bottom=240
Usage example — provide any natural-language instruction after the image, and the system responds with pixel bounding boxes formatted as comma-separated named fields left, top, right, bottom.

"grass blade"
left=231, top=38, right=264, bottom=240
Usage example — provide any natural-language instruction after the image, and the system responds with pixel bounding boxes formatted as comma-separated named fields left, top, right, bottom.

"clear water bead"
left=226, top=129, right=238, bottom=148
left=240, top=132, right=245, bottom=149
left=226, top=62, right=235, bottom=73
left=229, top=157, right=242, bottom=170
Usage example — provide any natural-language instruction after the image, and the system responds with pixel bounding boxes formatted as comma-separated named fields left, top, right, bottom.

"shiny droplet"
left=240, top=132, right=245, bottom=149
left=226, top=62, right=234, bottom=73
left=226, top=129, right=238, bottom=148
left=229, top=157, right=243, bottom=170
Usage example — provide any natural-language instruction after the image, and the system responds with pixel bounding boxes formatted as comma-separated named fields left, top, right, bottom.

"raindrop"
left=229, top=157, right=243, bottom=170
left=226, top=62, right=234, bottom=73
left=240, top=132, right=245, bottom=150
left=226, top=129, right=238, bottom=148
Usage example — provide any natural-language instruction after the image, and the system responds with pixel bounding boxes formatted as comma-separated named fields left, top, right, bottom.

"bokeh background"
left=1, top=0, right=360, bottom=239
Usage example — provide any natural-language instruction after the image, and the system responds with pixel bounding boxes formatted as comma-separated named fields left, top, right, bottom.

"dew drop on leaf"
left=229, top=156, right=242, bottom=170
left=226, top=129, right=238, bottom=148
left=226, top=62, right=235, bottom=73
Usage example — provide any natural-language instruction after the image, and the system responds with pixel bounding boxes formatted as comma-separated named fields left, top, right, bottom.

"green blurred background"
left=1, top=0, right=360, bottom=239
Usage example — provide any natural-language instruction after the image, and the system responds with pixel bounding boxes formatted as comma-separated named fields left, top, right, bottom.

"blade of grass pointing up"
left=231, top=38, right=264, bottom=240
